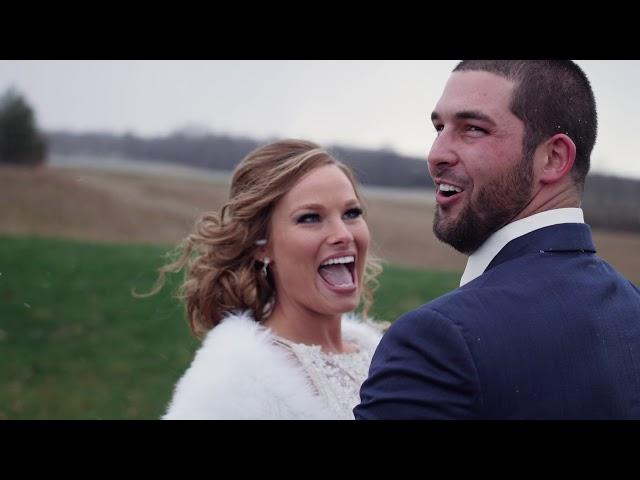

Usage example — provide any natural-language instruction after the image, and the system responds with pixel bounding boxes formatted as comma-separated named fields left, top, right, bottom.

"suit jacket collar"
left=485, top=223, right=596, bottom=274
left=460, top=208, right=585, bottom=286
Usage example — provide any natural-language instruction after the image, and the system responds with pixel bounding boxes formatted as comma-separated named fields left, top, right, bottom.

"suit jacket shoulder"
left=356, top=223, right=640, bottom=419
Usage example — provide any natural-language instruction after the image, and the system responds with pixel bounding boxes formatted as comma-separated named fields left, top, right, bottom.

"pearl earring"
left=262, top=257, right=270, bottom=277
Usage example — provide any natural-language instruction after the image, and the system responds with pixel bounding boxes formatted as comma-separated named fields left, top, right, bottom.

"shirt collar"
left=459, top=208, right=585, bottom=287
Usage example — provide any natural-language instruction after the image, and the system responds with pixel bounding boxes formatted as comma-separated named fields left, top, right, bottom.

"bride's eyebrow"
left=294, top=203, right=324, bottom=211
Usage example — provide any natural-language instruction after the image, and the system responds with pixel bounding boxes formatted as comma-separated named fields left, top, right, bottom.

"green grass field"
left=0, top=234, right=459, bottom=419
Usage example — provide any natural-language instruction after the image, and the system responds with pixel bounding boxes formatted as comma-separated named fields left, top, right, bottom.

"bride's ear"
left=254, top=239, right=270, bottom=264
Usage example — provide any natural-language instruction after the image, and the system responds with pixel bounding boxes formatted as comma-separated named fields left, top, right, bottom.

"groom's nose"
left=428, top=129, right=460, bottom=175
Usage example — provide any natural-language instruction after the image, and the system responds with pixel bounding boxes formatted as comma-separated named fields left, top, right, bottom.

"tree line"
left=44, top=130, right=640, bottom=232
left=1, top=87, right=638, bottom=231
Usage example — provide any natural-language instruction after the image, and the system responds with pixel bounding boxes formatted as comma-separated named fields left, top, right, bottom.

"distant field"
left=0, top=235, right=458, bottom=419
left=2, top=162, right=639, bottom=283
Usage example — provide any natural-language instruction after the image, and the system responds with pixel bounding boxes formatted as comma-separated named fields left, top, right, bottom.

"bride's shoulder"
left=163, top=311, right=324, bottom=419
left=203, top=310, right=270, bottom=347
left=341, top=313, right=389, bottom=352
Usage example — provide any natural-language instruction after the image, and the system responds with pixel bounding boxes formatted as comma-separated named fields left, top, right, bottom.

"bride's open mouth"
left=317, top=254, right=357, bottom=292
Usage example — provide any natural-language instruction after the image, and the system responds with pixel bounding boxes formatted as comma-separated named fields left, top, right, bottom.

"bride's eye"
left=297, top=213, right=321, bottom=224
left=344, top=207, right=363, bottom=220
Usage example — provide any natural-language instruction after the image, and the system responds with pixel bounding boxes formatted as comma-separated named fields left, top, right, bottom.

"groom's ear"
left=537, top=133, right=576, bottom=185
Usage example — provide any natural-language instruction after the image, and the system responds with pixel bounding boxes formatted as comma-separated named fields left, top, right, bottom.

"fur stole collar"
left=163, top=311, right=382, bottom=419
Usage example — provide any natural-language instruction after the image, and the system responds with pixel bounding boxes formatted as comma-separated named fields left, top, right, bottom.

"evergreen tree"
left=0, top=87, right=47, bottom=166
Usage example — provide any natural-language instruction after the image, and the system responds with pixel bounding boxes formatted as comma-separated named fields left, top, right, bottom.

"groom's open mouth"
left=435, top=181, right=465, bottom=206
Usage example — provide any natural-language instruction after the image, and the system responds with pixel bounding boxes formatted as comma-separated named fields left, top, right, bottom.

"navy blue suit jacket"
left=354, top=223, right=640, bottom=419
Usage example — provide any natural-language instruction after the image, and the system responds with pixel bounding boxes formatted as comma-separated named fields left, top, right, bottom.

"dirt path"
left=2, top=163, right=639, bottom=284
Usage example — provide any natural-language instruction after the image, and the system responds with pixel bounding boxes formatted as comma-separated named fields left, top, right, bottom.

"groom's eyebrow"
left=431, top=110, right=497, bottom=125
left=456, top=110, right=496, bottom=125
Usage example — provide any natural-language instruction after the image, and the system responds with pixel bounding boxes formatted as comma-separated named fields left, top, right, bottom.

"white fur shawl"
left=162, top=311, right=382, bottom=420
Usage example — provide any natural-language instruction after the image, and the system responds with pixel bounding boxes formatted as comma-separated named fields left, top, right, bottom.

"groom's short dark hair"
left=454, top=60, right=597, bottom=192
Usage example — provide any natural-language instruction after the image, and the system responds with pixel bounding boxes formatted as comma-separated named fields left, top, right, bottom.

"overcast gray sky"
left=1, top=60, right=638, bottom=179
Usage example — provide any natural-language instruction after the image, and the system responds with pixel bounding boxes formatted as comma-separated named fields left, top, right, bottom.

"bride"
left=148, top=139, right=384, bottom=419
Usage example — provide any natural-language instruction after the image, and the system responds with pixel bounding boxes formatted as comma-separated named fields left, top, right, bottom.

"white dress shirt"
left=459, top=208, right=585, bottom=287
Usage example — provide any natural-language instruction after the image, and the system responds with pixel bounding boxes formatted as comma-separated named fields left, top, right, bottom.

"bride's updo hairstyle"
left=145, top=139, right=381, bottom=339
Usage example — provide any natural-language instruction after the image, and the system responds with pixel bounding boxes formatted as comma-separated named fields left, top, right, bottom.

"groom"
left=354, top=60, right=640, bottom=419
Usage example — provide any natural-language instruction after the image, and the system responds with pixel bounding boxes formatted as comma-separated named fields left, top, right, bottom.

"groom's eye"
left=465, top=124, right=488, bottom=136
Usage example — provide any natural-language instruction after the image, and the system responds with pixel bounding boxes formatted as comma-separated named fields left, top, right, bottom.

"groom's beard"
left=433, top=154, right=534, bottom=255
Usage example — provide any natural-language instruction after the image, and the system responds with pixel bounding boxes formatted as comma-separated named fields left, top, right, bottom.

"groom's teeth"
left=439, top=184, right=462, bottom=193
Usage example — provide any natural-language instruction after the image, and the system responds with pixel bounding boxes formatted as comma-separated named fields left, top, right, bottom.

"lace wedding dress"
left=274, top=337, right=374, bottom=419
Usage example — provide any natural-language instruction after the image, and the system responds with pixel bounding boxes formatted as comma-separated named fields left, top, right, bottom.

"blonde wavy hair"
left=143, top=139, right=382, bottom=339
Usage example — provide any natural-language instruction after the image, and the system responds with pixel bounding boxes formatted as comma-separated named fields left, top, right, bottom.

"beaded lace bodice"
left=275, top=337, right=373, bottom=420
